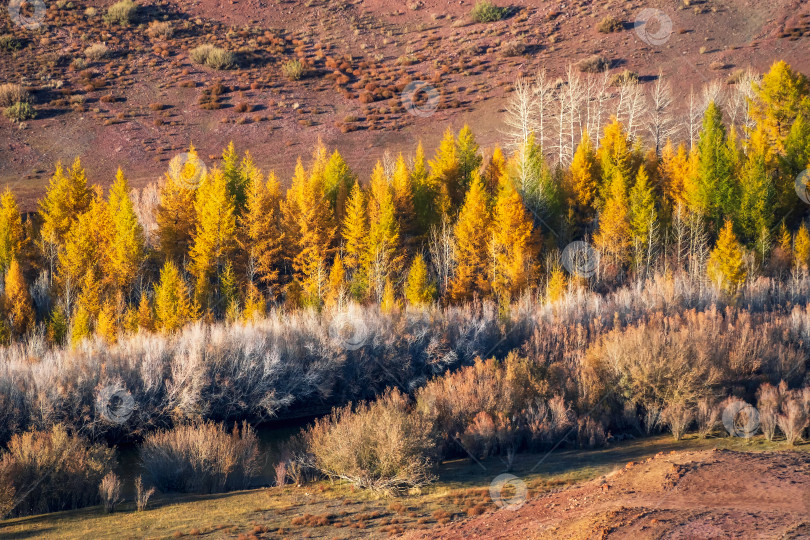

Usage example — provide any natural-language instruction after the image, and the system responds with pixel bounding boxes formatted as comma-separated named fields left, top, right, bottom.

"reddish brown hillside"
left=1, top=0, right=808, bottom=208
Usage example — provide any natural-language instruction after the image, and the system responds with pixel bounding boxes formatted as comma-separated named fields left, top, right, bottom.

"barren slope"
left=1, top=0, right=809, bottom=208
left=405, top=449, right=810, bottom=539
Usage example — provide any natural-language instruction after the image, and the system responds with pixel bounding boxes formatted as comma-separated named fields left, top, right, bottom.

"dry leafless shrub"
left=98, top=471, right=121, bottom=512
left=146, top=20, right=173, bottom=39
left=306, top=388, right=436, bottom=494
left=274, top=461, right=288, bottom=487
left=104, top=0, right=137, bottom=26
left=500, top=40, right=526, bottom=57
left=134, top=475, right=155, bottom=511
left=0, top=425, right=114, bottom=518
left=578, top=55, right=609, bottom=73
left=695, top=397, right=719, bottom=438
left=662, top=400, right=694, bottom=440
left=84, top=43, right=109, bottom=61
left=777, top=392, right=809, bottom=445
left=756, top=382, right=784, bottom=441
left=471, top=0, right=506, bottom=23
left=0, top=83, right=29, bottom=107
left=281, top=59, right=305, bottom=81
left=576, top=417, right=606, bottom=448
left=597, top=16, right=623, bottom=33
left=190, top=44, right=235, bottom=70
left=140, top=421, right=260, bottom=493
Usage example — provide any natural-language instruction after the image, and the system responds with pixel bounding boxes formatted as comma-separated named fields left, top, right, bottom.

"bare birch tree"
left=616, top=81, right=647, bottom=141
left=428, top=215, right=456, bottom=297
left=727, top=68, right=760, bottom=138
left=503, top=77, right=538, bottom=153
left=534, top=69, right=556, bottom=151
left=646, top=71, right=678, bottom=155
left=686, top=86, right=702, bottom=149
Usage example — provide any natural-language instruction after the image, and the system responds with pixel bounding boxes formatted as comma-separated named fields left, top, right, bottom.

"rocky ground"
left=405, top=448, right=810, bottom=539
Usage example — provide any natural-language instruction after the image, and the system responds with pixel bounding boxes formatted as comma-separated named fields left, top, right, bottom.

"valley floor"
left=2, top=434, right=809, bottom=539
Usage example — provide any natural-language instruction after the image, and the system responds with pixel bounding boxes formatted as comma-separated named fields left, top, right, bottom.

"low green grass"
left=1, top=434, right=806, bottom=539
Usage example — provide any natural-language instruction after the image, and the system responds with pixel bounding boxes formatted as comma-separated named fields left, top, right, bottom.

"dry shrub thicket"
left=305, top=389, right=436, bottom=493
left=0, top=425, right=114, bottom=518
left=0, top=274, right=809, bottom=510
left=140, top=421, right=260, bottom=493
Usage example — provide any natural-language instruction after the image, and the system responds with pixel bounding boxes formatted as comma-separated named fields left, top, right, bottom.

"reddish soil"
left=1, top=0, right=809, bottom=209
left=405, top=449, right=810, bottom=539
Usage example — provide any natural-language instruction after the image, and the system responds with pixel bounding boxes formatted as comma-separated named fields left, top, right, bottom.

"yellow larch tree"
left=96, top=300, right=119, bottom=344
left=107, top=168, right=145, bottom=296
left=707, top=220, right=747, bottom=295
left=342, top=181, right=367, bottom=272
left=58, top=191, right=111, bottom=314
left=239, top=166, right=284, bottom=294
left=567, top=129, right=599, bottom=226
left=137, top=293, right=154, bottom=333
left=596, top=118, right=633, bottom=205
left=456, top=125, right=483, bottom=196
left=153, top=260, right=195, bottom=333
left=428, top=128, right=461, bottom=216
left=3, top=257, right=34, bottom=339
left=323, top=150, right=356, bottom=228
left=380, top=278, right=401, bottom=314
left=391, top=154, right=416, bottom=242
left=0, top=189, right=25, bottom=278
left=412, top=141, right=439, bottom=235
left=481, top=147, right=508, bottom=199
left=659, top=140, right=694, bottom=210
left=450, top=171, right=491, bottom=302
left=366, top=162, right=401, bottom=303
left=242, top=282, right=265, bottom=322
left=0, top=188, right=26, bottom=275
left=594, top=169, right=631, bottom=266
left=325, top=253, right=347, bottom=308
left=545, top=265, right=567, bottom=304
left=404, top=253, right=436, bottom=307
left=156, top=147, right=201, bottom=263
left=189, top=168, right=237, bottom=311
left=750, top=61, right=810, bottom=154
left=490, top=175, right=539, bottom=304
left=283, top=154, right=336, bottom=306
left=38, top=158, right=93, bottom=277
left=794, top=223, right=810, bottom=273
